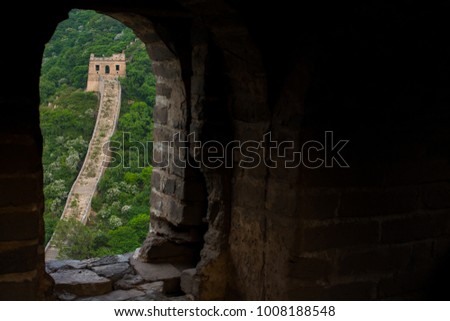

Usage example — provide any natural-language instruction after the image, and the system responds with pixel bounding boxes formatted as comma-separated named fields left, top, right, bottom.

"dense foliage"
left=41, top=88, right=98, bottom=243
left=40, top=9, right=154, bottom=258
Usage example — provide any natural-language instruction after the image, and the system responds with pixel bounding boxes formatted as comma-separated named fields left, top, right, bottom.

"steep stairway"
left=45, top=77, right=121, bottom=260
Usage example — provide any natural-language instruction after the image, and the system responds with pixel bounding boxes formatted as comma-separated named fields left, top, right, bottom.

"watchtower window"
left=95, top=64, right=99, bottom=72
left=116, top=64, right=120, bottom=71
left=105, top=65, right=110, bottom=74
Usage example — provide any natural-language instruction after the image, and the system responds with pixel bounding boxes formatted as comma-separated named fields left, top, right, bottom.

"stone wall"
left=86, top=53, right=126, bottom=92
left=0, top=1, right=449, bottom=300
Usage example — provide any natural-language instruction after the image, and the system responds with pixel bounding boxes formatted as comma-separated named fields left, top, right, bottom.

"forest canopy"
left=40, top=9, right=155, bottom=258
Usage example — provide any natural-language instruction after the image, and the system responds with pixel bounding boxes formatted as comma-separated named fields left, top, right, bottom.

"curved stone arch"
left=105, top=2, right=271, bottom=299
left=19, top=1, right=268, bottom=299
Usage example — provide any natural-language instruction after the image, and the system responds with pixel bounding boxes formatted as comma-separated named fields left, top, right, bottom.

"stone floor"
left=46, top=250, right=195, bottom=301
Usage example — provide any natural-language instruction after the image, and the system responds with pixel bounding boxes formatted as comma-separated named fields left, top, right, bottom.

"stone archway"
left=5, top=0, right=450, bottom=301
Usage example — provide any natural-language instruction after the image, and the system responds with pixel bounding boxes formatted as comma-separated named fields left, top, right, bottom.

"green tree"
left=53, top=218, right=97, bottom=259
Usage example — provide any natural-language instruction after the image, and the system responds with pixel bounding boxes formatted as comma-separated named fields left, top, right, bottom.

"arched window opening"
left=40, top=9, right=155, bottom=261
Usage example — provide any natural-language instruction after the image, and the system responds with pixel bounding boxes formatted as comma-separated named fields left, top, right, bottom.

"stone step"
left=130, top=257, right=182, bottom=294
left=51, top=269, right=112, bottom=297
left=78, top=289, right=145, bottom=301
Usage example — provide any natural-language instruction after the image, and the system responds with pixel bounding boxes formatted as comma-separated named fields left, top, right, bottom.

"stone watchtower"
left=86, top=52, right=126, bottom=92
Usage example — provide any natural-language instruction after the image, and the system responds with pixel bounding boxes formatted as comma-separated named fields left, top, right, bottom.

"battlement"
left=86, top=52, right=126, bottom=92
left=89, top=52, right=126, bottom=61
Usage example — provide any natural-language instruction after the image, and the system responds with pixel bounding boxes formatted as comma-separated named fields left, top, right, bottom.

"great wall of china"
left=45, top=76, right=122, bottom=260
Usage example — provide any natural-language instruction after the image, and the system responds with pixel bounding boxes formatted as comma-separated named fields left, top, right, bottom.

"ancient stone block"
left=167, top=198, right=204, bottom=226
left=180, top=268, right=196, bottom=295
left=140, top=234, right=199, bottom=264
left=156, top=83, right=173, bottom=97
left=137, top=281, right=164, bottom=293
left=80, top=289, right=145, bottom=301
left=151, top=169, right=162, bottom=190
left=114, top=273, right=144, bottom=290
left=91, top=262, right=131, bottom=282
left=131, top=260, right=180, bottom=282
left=153, top=106, right=168, bottom=125
left=51, top=269, right=112, bottom=297
left=46, top=260, right=87, bottom=273
left=130, top=259, right=181, bottom=293
left=87, top=253, right=132, bottom=267
left=162, top=177, right=177, bottom=195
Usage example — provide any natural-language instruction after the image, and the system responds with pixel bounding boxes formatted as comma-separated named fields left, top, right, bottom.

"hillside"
left=40, top=9, right=154, bottom=258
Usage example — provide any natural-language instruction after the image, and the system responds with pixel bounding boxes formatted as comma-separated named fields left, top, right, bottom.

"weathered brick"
left=0, top=177, right=39, bottom=207
left=150, top=190, right=164, bottom=212
left=0, top=245, right=37, bottom=274
left=156, top=83, right=173, bottom=97
left=168, top=108, right=188, bottom=130
left=151, top=169, right=162, bottom=190
left=289, top=257, right=332, bottom=281
left=338, top=246, right=410, bottom=276
left=151, top=193, right=204, bottom=227
left=152, top=126, right=173, bottom=142
left=152, top=142, right=170, bottom=167
left=168, top=199, right=204, bottom=226
left=0, top=211, right=38, bottom=241
left=162, top=177, right=177, bottom=195
left=141, top=233, right=200, bottom=264
left=150, top=216, right=203, bottom=242
left=302, top=221, right=379, bottom=252
left=153, top=106, right=168, bottom=125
